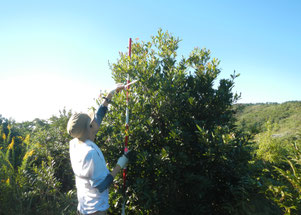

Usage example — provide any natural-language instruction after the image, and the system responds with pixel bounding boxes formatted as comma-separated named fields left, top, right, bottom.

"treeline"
left=234, top=101, right=301, bottom=137
left=0, top=111, right=77, bottom=214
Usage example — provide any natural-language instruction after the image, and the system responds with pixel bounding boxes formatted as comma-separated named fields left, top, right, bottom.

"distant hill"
left=233, top=101, right=301, bottom=138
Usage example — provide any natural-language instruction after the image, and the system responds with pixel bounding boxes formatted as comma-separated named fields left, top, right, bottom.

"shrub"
left=97, top=29, right=253, bottom=214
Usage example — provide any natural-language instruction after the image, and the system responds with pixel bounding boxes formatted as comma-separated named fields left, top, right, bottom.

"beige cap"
left=67, top=110, right=95, bottom=139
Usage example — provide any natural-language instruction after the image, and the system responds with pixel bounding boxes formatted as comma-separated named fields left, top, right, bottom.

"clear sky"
left=0, top=0, right=300, bottom=122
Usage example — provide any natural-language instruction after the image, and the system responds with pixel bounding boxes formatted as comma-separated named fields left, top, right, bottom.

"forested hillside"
left=234, top=101, right=301, bottom=138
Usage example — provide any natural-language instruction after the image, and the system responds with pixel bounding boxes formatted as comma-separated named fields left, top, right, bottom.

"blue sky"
left=0, top=0, right=300, bottom=122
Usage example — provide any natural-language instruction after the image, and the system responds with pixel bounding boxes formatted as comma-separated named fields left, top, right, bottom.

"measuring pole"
left=122, top=37, right=131, bottom=215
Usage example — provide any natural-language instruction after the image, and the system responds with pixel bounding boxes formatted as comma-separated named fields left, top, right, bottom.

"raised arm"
left=94, top=83, right=125, bottom=126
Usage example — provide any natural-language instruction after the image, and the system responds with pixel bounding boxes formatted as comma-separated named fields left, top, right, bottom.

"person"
left=67, top=84, right=128, bottom=215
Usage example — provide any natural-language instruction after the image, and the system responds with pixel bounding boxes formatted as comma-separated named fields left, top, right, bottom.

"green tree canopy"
left=97, top=29, right=252, bottom=214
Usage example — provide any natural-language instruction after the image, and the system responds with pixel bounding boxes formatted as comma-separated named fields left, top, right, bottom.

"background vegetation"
left=234, top=102, right=301, bottom=214
left=1, top=30, right=300, bottom=214
left=234, top=102, right=301, bottom=138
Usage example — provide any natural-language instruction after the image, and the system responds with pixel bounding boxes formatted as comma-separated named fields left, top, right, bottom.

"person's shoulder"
left=83, top=140, right=99, bottom=155
left=70, top=139, right=95, bottom=154
left=82, top=148, right=99, bottom=165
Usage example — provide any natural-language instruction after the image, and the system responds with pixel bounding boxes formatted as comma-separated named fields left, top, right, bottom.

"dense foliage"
left=235, top=102, right=301, bottom=214
left=0, top=112, right=77, bottom=215
left=97, top=30, right=259, bottom=214
left=1, top=30, right=300, bottom=214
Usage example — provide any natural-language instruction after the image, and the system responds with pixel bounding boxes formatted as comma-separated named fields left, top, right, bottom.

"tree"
left=97, top=30, right=253, bottom=214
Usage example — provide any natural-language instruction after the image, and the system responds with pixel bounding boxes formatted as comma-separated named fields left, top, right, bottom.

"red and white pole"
left=122, top=37, right=132, bottom=215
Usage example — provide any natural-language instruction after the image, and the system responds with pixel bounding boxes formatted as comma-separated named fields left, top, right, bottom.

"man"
left=67, top=84, right=128, bottom=215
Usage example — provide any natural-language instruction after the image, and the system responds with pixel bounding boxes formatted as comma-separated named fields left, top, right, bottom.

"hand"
left=117, top=154, right=129, bottom=169
left=109, top=83, right=125, bottom=96
left=115, top=83, right=126, bottom=93
left=124, top=149, right=132, bottom=159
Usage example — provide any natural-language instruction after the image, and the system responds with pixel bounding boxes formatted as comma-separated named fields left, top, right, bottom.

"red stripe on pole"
left=123, top=169, right=126, bottom=190
left=123, top=38, right=132, bottom=194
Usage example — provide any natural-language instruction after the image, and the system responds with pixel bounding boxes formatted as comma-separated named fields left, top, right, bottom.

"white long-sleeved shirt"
left=69, top=138, right=110, bottom=214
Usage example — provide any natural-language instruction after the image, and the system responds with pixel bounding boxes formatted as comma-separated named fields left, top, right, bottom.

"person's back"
left=69, top=138, right=110, bottom=213
left=67, top=84, right=129, bottom=215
